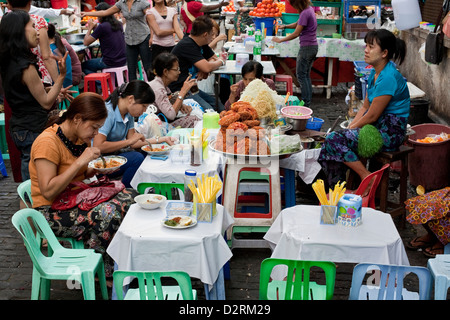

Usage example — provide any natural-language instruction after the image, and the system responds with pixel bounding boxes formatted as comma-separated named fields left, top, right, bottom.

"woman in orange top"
left=29, top=92, right=138, bottom=278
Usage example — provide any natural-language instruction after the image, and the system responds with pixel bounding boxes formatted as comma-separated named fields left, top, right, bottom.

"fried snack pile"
left=215, top=102, right=270, bottom=155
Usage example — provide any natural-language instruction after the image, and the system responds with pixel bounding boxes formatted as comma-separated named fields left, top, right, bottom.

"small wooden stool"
left=372, top=145, right=414, bottom=228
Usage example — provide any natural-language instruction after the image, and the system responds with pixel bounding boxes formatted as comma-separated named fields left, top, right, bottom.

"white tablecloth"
left=264, top=205, right=409, bottom=279
left=107, top=202, right=234, bottom=286
left=279, top=149, right=321, bottom=184
left=130, top=151, right=224, bottom=190
left=268, top=36, right=366, bottom=61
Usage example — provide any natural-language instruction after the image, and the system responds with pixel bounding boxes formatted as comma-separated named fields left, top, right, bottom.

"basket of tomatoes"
left=249, top=0, right=283, bottom=18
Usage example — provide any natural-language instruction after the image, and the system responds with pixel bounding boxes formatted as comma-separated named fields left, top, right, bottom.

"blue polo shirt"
left=367, top=61, right=410, bottom=118
left=99, top=100, right=134, bottom=141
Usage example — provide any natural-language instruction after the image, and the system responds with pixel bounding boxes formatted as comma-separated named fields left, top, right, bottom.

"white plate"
left=88, top=155, right=127, bottom=173
left=161, top=216, right=197, bottom=229
left=141, top=144, right=172, bottom=155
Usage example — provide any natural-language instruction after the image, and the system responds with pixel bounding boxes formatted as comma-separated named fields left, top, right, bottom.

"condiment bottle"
left=184, top=170, right=197, bottom=202
left=190, top=136, right=202, bottom=166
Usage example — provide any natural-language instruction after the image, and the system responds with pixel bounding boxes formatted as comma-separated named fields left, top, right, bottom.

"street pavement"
left=0, top=85, right=435, bottom=301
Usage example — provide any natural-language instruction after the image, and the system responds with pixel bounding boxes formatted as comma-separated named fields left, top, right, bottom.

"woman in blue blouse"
left=93, top=80, right=173, bottom=187
left=319, top=29, right=410, bottom=191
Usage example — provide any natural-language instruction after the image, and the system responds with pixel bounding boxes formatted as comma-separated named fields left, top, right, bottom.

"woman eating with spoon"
left=93, top=80, right=174, bottom=188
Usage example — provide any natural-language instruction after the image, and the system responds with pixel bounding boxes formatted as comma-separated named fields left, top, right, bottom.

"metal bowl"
left=286, top=117, right=308, bottom=131
left=300, top=137, right=315, bottom=149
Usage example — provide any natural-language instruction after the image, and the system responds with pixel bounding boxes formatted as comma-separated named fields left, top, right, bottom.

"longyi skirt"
left=318, top=113, right=408, bottom=186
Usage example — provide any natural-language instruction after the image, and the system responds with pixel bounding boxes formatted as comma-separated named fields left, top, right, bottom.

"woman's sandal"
left=405, top=236, right=434, bottom=250
left=423, top=243, right=444, bottom=258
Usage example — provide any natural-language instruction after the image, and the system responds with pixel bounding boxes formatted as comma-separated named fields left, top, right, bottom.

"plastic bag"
left=270, top=134, right=301, bottom=154
left=135, top=105, right=167, bottom=138
left=177, top=98, right=204, bottom=120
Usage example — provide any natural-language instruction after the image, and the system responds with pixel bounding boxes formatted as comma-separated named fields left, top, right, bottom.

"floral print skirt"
left=318, top=113, right=408, bottom=186
left=36, top=188, right=138, bottom=277
left=405, top=187, right=450, bottom=245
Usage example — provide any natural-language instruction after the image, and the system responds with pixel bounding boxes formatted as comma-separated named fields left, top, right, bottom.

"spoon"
left=146, top=140, right=153, bottom=151
left=100, top=155, right=107, bottom=168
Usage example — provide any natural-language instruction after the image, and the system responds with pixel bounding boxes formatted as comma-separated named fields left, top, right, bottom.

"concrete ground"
left=0, top=84, right=437, bottom=301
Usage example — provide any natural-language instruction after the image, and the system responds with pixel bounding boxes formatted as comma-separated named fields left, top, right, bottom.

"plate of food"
left=161, top=215, right=197, bottom=229
left=141, top=144, right=172, bottom=155
left=88, top=155, right=127, bottom=173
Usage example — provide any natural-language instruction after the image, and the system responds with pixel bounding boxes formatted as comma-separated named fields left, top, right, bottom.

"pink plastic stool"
left=275, top=75, right=293, bottom=94
left=84, top=73, right=114, bottom=100
left=102, top=65, right=129, bottom=90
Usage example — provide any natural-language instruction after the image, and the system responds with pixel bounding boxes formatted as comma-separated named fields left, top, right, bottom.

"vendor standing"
left=272, top=0, right=317, bottom=108
left=318, top=29, right=410, bottom=193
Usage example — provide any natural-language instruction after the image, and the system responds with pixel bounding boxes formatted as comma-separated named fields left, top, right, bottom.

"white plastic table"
left=264, top=205, right=410, bottom=280
left=107, top=202, right=234, bottom=299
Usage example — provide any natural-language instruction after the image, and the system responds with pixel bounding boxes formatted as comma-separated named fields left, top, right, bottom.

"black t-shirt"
left=2, top=57, right=48, bottom=133
left=169, top=36, right=215, bottom=92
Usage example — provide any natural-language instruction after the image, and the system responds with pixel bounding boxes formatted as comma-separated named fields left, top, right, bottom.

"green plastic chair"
left=259, top=258, right=336, bottom=300
left=137, top=182, right=184, bottom=200
left=113, top=270, right=197, bottom=300
left=17, top=179, right=33, bottom=208
left=11, top=208, right=109, bottom=300
left=17, top=180, right=84, bottom=254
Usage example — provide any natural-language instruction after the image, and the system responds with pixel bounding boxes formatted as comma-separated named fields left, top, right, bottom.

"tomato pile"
left=81, top=11, right=98, bottom=24
left=222, top=0, right=236, bottom=13
left=249, top=0, right=284, bottom=18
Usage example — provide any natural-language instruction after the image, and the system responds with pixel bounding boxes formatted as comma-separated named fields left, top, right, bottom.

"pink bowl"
left=281, top=106, right=313, bottom=119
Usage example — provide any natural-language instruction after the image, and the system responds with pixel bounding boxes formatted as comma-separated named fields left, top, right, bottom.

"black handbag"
left=425, top=7, right=446, bottom=64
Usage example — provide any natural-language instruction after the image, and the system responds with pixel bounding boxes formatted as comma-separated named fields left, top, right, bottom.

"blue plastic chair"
left=0, top=151, right=7, bottom=177
left=17, top=180, right=84, bottom=254
left=259, top=258, right=336, bottom=300
left=427, top=253, right=450, bottom=300
left=11, top=208, right=108, bottom=300
left=349, top=263, right=432, bottom=300
left=113, top=270, right=197, bottom=300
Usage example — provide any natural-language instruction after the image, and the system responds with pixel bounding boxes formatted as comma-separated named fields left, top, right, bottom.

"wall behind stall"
left=399, top=29, right=450, bottom=125
left=395, top=0, right=450, bottom=125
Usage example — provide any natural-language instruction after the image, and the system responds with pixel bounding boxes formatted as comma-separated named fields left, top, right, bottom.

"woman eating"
left=224, top=60, right=275, bottom=110
left=93, top=80, right=174, bottom=188
left=30, top=92, right=138, bottom=279
left=319, top=29, right=410, bottom=193
left=149, top=52, right=199, bottom=128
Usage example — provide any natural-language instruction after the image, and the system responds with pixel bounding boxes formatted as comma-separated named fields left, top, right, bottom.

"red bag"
left=51, top=176, right=125, bottom=211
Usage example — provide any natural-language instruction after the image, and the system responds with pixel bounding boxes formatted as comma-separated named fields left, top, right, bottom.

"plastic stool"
left=102, top=65, right=129, bottom=90
left=275, top=75, right=293, bottom=94
left=84, top=73, right=114, bottom=99
left=427, top=254, right=450, bottom=300
left=222, top=161, right=281, bottom=248
left=0, top=151, right=7, bottom=177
